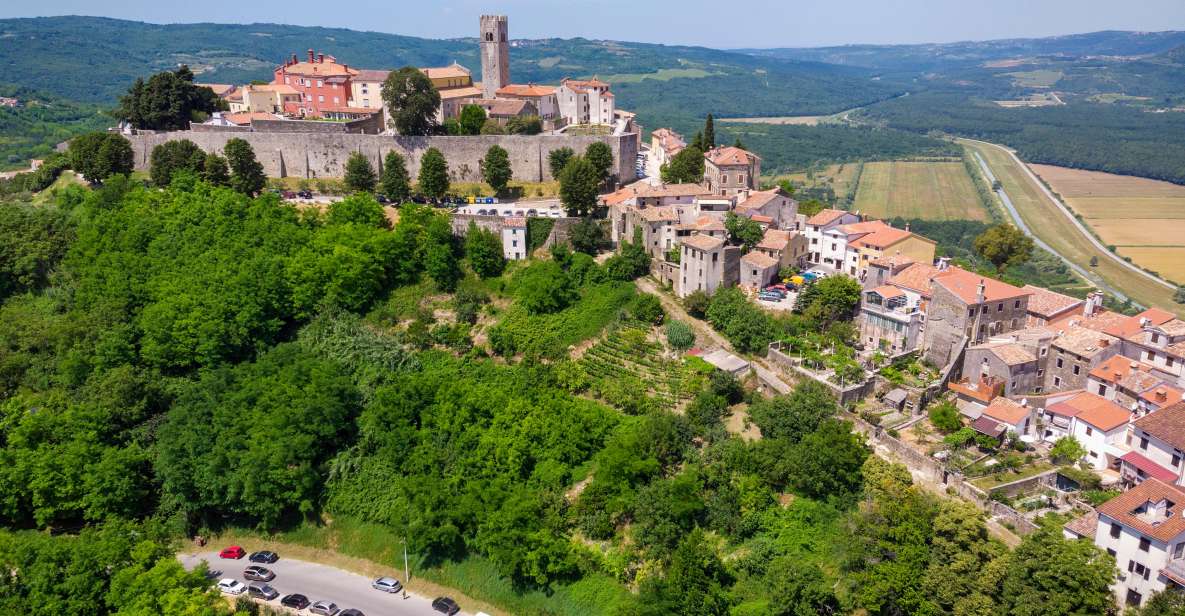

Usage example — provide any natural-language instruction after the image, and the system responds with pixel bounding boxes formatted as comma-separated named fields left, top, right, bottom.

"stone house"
left=921, top=265, right=1031, bottom=368
left=735, top=188, right=799, bottom=230
left=858, top=261, right=940, bottom=354
left=1123, top=402, right=1185, bottom=487
left=703, top=146, right=760, bottom=197
left=979, top=396, right=1033, bottom=436
left=678, top=234, right=737, bottom=298
left=1045, top=326, right=1121, bottom=392
left=495, top=84, right=559, bottom=121
left=1087, top=479, right=1185, bottom=607
left=755, top=228, right=808, bottom=270
left=963, top=341, right=1040, bottom=397
left=557, top=77, right=615, bottom=126
left=740, top=251, right=780, bottom=289
left=1023, top=285, right=1088, bottom=327
left=648, top=128, right=685, bottom=177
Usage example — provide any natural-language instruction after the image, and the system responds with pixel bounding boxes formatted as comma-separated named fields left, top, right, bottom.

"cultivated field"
left=774, top=163, right=861, bottom=198
left=1031, top=164, right=1185, bottom=283
left=964, top=140, right=1183, bottom=316
left=852, top=161, right=989, bottom=221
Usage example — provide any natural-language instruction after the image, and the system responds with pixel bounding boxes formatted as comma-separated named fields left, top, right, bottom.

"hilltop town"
left=4, top=10, right=1185, bottom=616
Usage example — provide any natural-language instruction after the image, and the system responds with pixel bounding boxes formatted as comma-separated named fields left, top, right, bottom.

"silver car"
left=310, top=601, right=341, bottom=616
left=371, top=576, right=403, bottom=593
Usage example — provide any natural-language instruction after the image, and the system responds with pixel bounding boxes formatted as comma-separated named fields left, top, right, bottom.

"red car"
left=219, top=546, right=246, bottom=559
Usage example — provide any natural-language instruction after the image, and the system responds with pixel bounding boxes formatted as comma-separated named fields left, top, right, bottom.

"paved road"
left=180, top=550, right=469, bottom=616
left=970, top=149, right=1133, bottom=304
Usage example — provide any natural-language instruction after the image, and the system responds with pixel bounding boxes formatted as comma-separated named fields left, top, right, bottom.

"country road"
left=180, top=550, right=472, bottom=616
left=964, top=138, right=1174, bottom=293
left=970, top=150, right=1130, bottom=303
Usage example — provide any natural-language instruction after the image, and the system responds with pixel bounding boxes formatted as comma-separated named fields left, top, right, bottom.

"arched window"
left=485, top=32, right=493, bottom=42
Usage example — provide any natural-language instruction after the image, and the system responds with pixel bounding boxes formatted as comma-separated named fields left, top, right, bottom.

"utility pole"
left=402, top=539, right=410, bottom=600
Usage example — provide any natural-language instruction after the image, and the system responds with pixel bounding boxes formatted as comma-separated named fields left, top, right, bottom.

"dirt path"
left=634, top=277, right=732, bottom=351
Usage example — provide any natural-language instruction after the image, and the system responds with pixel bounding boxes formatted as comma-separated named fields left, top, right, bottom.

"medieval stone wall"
left=124, top=130, right=638, bottom=184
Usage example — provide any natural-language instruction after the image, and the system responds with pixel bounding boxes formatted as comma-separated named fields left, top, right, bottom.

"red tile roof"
left=1022, top=285, right=1084, bottom=318
left=496, top=83, right=556, bottom=97
left=1097, top=478, right=1185, bottom=542
left=982, top=397, right=1029, bottom=425
left=870, top=285, right=905, bottom=300
left=1133, top=401, right=1185, bottom=451
left=1141, top=386, right=1184, bottom=408
left=682, top=234, right=726, bottom=251
left=503, top=217, right=527, bottom=228
left=741, top=251, right=779, bottom=269
left=931, top=266, right=1030, bottom=304
left=352, top=69, right=390, bottom=82
left=705, top=146, right=759, bottom=167
left=887, top=263, right=940, bottom=296
left=1119, top=453, right=1179, bottom=484
left=805, top=208, right=850, bottom=226
left=1072, top=394, right=1132, bottom=431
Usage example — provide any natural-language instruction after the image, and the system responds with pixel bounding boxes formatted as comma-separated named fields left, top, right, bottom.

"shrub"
left=928, top=400, right=962, bottom=433
left=683, top=290, right=710, bottom=318
left=516, top=261, right=577, bottom=315
left=666, top=320, right=695, bottom=351
left=629, top=293, right=665, bottom=325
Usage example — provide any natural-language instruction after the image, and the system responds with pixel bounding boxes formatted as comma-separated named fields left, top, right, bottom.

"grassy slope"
left=853, top=161, right=988, bottom=221
left=963, top=140, right=1184, bottom=316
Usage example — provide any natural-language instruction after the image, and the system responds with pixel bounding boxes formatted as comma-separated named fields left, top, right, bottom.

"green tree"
left=794, top=274, right=862, bottom=325
left=516, top=261, right=576, bottom=314
left=506, top=115, right=543, bottom=135
left=548, top=147, right=575, bottom=178
left=425, top=240, right=461, bottom=292
left=117, top=65, right=225, bottom=130
left=326, top=193, right=388, bottom=228
left=149, top=139, right=207, bottom=187
left=465, top=221, right=506, bottom=279
left=481, top=144, right=513, bottom=194
left=1050, top=436, right=1087, bottom=464
left=202, top=152, right=230, bottom=186
left=638, top=529, right=732, bottom=616
left=1140, top=589, right=1185, bottom=616
left=1174, top=286, right=1185, bottom=305
left=69, top=132, right=133, bottom=183
left=480, top=119, right=505, bottom=135
left=585, top=141, right=614, bottom=183
left=559, top=157, right=600, bottom=217
left=630, top=292, right=665, bottom=325
left=703, top=113, right=716, bottom=149
left=459, top=104, right=487, bottom=135
left=928, top=400, right=963, bottom=433
left=381, top=66, right=441, bottom=136
left=224, top=137, right=266, bottom=195
left=733, top=136, right=746, bottom=150
left=974, top=223, right=1035, bottom=273
left=765, top=558, right=839, bottom=616
left=662, top=145, right=705, bottom=184
left=749, top=380, right=838, bottom=443
left=380, top=150, right=412, bottom=203
left=724, top=212, right=763, bottom=251
left=0, top=202, right=74, bottom=301
left=684, top=290, right=710, bottom=318
left=788, top=419, right=869, bottom=500
left=344, top=151, right=377, bottom=193
left=569, top=216, right=604, bottom=254
left=417, top=147, right=450, bottom=200
left=998, top=526, right=1115, bottom=616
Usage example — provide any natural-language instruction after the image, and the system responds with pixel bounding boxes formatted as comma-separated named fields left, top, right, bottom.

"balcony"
left=1162, top=559, right=1185, bottom=587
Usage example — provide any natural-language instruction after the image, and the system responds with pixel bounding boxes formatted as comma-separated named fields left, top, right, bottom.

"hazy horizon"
left=3, top=0, right=1185, bottom=49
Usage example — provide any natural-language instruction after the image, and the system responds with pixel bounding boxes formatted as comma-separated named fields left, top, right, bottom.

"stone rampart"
left=124, top=130, right=639, bottom=184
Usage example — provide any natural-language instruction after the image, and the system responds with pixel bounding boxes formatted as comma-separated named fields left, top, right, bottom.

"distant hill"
left=738, top=30, right=1185, bottom=71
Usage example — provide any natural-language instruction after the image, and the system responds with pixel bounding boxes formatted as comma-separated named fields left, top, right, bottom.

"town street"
left=179, top=550, right=471, bottom=616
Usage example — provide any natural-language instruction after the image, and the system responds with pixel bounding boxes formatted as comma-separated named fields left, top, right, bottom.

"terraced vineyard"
left=580, top=324, right=701, bottom=411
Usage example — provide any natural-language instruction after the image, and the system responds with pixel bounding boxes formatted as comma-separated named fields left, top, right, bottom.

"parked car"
left=371, top=576, right=403, bottom=593
left=216, top=579, right=246, bottom=595
left=376, top=194, right=390, bottom=204
left=339, top=610, right=365, bottom=616
left=248, top=550, right=279, bottom=564
left=219, top=546, right=246, bottom=559
left=281, top=594, right=311, bottom=609
left=310, top=600, right=341, bottom=616
left=247, top=582, right=279, bottom=601
left=281, top=190, right=297, bottom=199
left=243, top=565, right=275, bottom=582
left=432, top=597, right=461, bottom=615
left=297, top=189, right=313, bottom=199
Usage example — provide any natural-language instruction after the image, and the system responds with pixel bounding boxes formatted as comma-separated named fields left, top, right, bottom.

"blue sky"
left=3, top=0, right=1185, bottom=48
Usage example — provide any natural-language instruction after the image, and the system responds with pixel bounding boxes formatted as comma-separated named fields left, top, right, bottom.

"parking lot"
left=179, top=549, right=472, bottom=616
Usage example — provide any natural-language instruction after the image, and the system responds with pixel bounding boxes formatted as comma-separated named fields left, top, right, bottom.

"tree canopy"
left=662, top=145, right=705, bottom=184
left=418, top=147, right=450, bottom=199
left=975, top=223, right=1035, bottom=273
left=380, top=150, right=412, bottom=203
left=224, top=137, right=265, bottom=196
left=481, top=144, right=513, bottom=194
left=344, top=151, right=377, bottom=193
left=559, top=157, right=599, bottom=217
left=382, top=66, right=441, bottom=136
left=117, top=65, right=225, bottom=130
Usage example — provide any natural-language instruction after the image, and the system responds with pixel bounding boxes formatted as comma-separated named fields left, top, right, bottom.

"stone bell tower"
left=480, top=15, right=510, bottom=99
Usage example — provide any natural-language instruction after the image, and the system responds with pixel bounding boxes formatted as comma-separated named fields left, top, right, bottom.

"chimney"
left=1140, top=317, right=1151, bottom=327
left=290, top=53, right=297, bottom=65
left=976, top=279, right=987, bottom=304
left=1084, top=290, right=1103, bottom=316
left=937, top=257, right=951, bottom=271
left=1156, top=389, right=1167, bottom=402
left=904, top=221, right=911, bottom=232
left=308, top=49, right=315, bottom=63
left=318, top=53, right=325, bottom=63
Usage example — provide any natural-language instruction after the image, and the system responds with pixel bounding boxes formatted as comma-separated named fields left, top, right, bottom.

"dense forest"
left=0, top=173, right=1148, bottom=614
left=860, top=94, right=1185, bottom=184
